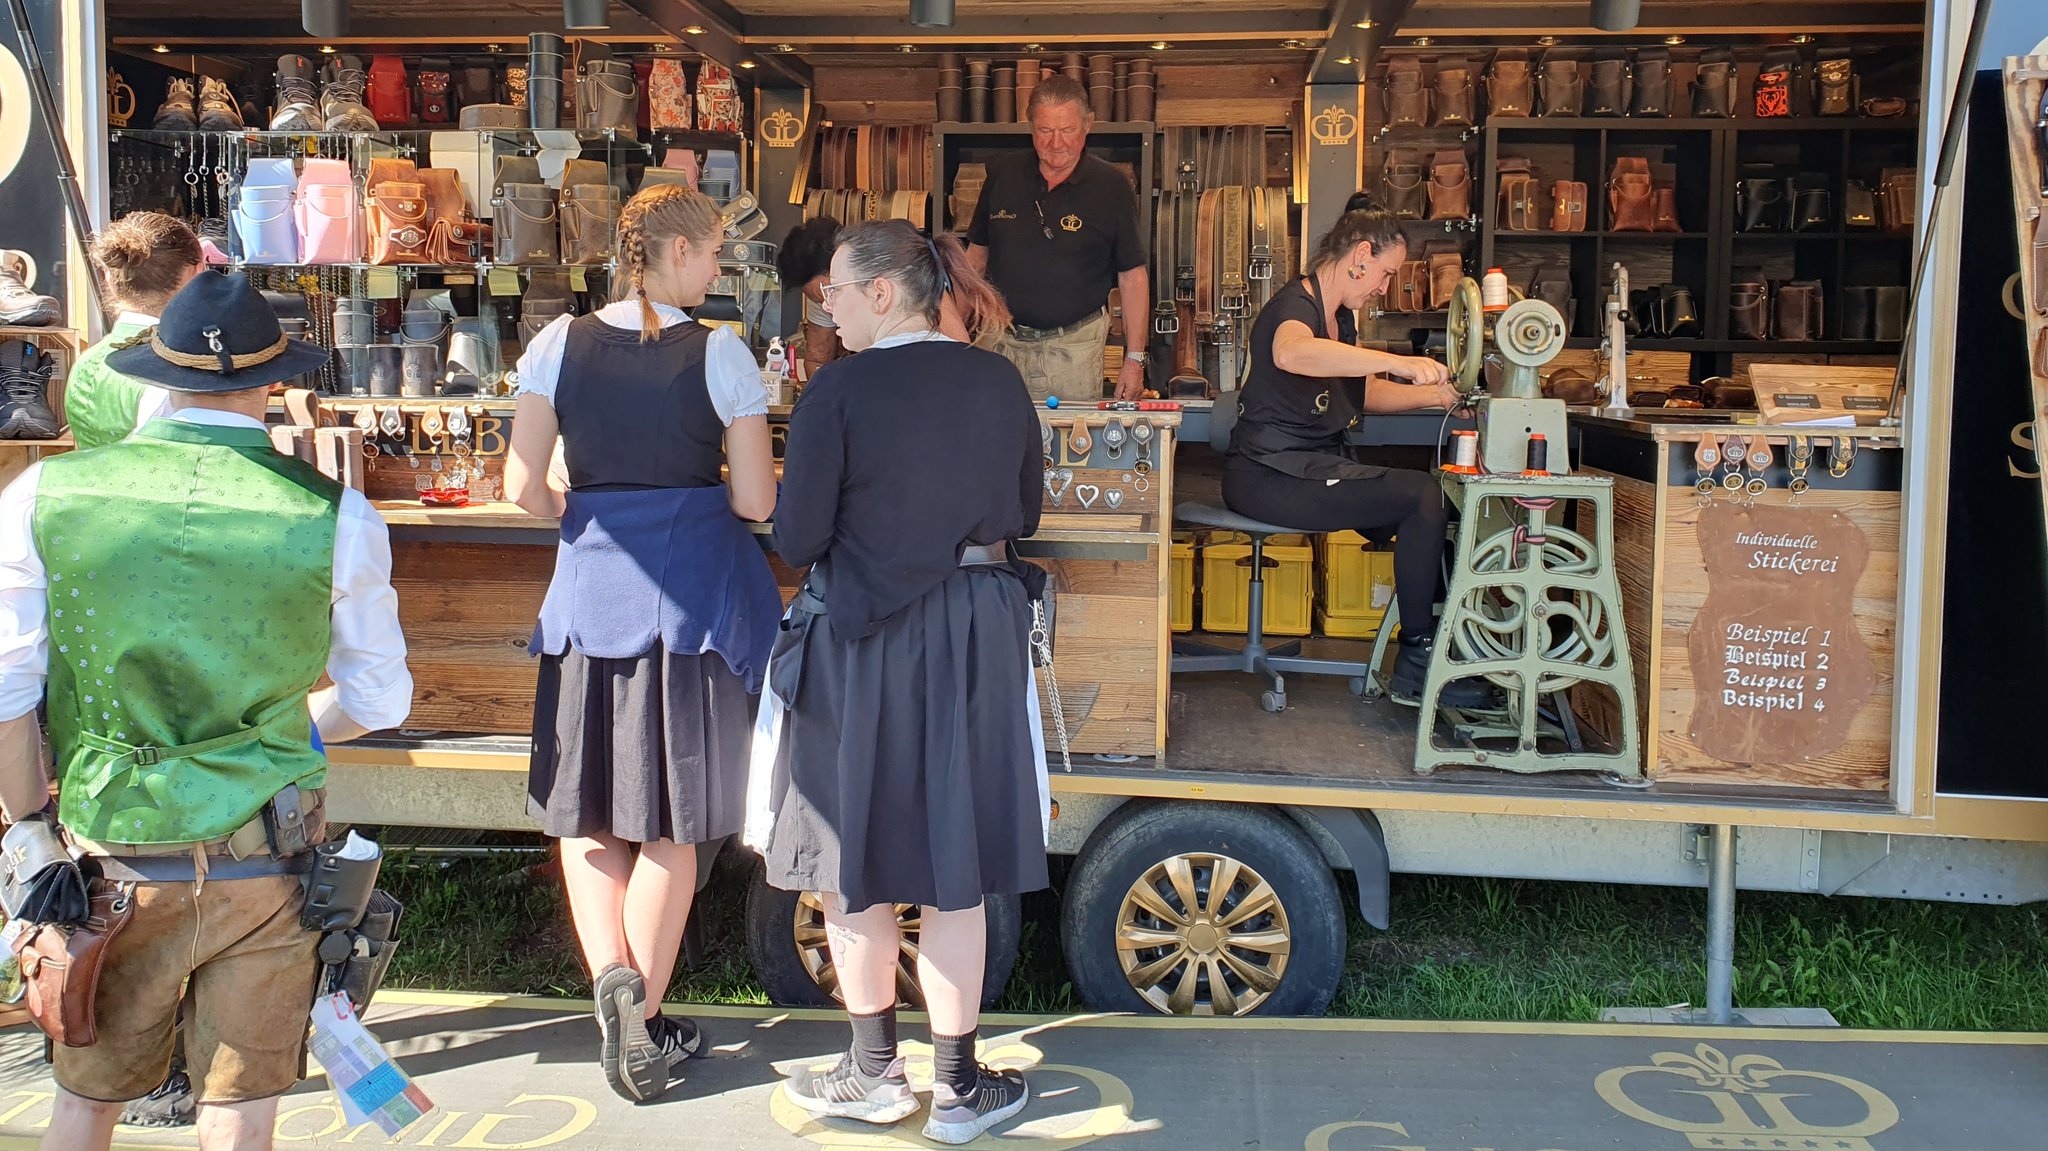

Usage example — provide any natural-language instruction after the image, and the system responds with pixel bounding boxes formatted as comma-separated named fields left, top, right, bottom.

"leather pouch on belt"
left=14, top=879, right=134, bottom=1047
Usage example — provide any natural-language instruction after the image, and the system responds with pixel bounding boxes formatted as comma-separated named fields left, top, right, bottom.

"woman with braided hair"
left=505, top=184, right=781, bottom=1103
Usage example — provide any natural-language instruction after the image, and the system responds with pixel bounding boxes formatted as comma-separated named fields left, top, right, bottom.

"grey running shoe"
left=781, top=1052, right=918, bottom=1125
left=0, top=253, right=58, bottom=327
left=197, top=76, right=243, bottom=131
left=923, top=1067, right=1029, bottom=1145
left=592, top=964, right=666, bottom=1103
left=118, top=1067, right=195, bottom=1128
left=0, top=340, right=60, bottom=440
left=153, top=78, right=197, bottom=131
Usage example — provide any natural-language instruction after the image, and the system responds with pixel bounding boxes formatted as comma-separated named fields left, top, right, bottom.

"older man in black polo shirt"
left=968, top=76, right=1149, bottom=404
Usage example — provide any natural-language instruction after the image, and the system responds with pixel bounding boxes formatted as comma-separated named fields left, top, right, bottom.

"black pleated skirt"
left=758, top=565, right=1050, bottom=913
left=528, top=646, right=753, bottom=844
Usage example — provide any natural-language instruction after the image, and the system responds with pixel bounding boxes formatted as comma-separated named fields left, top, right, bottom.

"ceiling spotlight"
left=652, top=43, right=671, bottom=52
left=301, top=0, right=348, bottom=39
left=910, top=0, right=954, bottom=28
left=1336, top=55, right=1356, bottom=65
left=563, top=0, right=608, bottom=31
left=151, top=43, right=170, bottom=53
left=1024, top=43, right=1042, bottom=52
left=320, top=45, right=337, bottom=54
left=1664, top=34, right=1686, bottom=45
left=775, top=43, right=795, bottom=52
left=1150, top=41, right=1170, bottom=51
left=683, top=24, right=705, bottom=34
left=738, top=59, right=756, bottom=68
left=1411, top=36, right=1433, bottom=46
left=898, top=44, right=918, bottom=53
left=1536, top=35, right=1559, bottom=45
left=1589, top=0, right=1641, bottom=32
left=1279, top=39, right=1306, bottom=49
left=1790, top=33, right=1814, bottom=44
left=1353, top=19, right=1374, bottom=29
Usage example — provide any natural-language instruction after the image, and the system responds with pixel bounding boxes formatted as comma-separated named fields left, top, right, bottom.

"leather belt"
left=1175, top=134, right=1198, bottom=305
left=1152, top=128, right=1181, bottom=336
left=1012, top=311, right=1104, bottom=340
left=1195, top=188, right=1219, bottom=330
left=1216, top=185, right=1250, bottom=390
left=96, top=850, right=312, bottom=884
left=1249, top=185, right=1273, bottom=286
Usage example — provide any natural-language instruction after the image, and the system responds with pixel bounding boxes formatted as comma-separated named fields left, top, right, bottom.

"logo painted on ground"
left=1595, top=1043, right=1901, bottom=1150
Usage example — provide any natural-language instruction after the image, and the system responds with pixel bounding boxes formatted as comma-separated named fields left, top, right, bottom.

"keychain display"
left=1788, top=434, right=1814, bottom=499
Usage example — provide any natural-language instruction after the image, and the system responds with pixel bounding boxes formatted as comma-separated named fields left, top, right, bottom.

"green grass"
left=377, top=846, right=2048, bottom=1031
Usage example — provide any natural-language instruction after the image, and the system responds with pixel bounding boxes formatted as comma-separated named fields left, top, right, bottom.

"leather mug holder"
left=1486, top=51, right=1532, bottom=118
left=1539, top=56, right=1582, bottom=116
left=1427, top=150, right=1471, bottom=221
left=1434, top=64, right=1475, bottom=126
left=1731, top=282, right=1771, bottom=339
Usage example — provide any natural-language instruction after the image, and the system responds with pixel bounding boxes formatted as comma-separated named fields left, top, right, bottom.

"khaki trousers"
left=988, top=310, right=1111, bottom=405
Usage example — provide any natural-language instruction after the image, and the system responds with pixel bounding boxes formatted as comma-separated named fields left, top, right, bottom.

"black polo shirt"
left=967, top=151, right=1146, bottom=331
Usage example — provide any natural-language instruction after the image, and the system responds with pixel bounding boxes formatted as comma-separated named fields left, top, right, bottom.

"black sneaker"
left=0, top=340, right=58, bottom=440
left=648, top=1013, right=702, bottom=1069
left=592, top=964, right=666, bottom=1103
left=781, top=1052, right=918, bottom=1125
left=1388, top=633, right=1495, bottom=710
left=923, top=1067, right=1030, bottom=1145
left=118, top=1068, right=195, bottom=1128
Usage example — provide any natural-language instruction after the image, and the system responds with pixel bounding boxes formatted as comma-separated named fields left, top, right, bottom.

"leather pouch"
left=1629, top=287, right=1662, bottom=338
left=1434, top=61, right=1475, bottom=127
left=1653, top=185, right=1681, bottom=232
left=1878, top=167, right=1916, bottom=235
left=1703, top=376, right=1757, bottom=409
left=1607, top=156, right=1654, bottom=232
left=233, top=185, right=299, bottom=266
left=1659, top=284, right=1700, bottom=337
left=1383, top=153, right=1426, bottom=220
left=1738, top=178, right=1787, bottom=232
left=428, top=218, right=491, bottom=265
left=1544, top=368, right=1601, bottom=405
left=1874, top=285, right=1907, bottom=342
left=521, top=293, right=574, bottom=349
left=1550, top=180, right=1588, bottom=232
left=1539, top=53, right=1582, bottom=117
left=1385, top=59, right=1429, bottom=128
left=1587, top=49, right=1630, bottom=117
left=578, top=59, right=639, bottom=138
left=1486, top=50, right=1533, bottom=118
left=1426, top=242, right=1463, bottom=309
left=1754, top=50, right=1801, bottom=118
left=418, top=58, right=452, bottom=124
left=1693, top=48, right=1735, bottom=117
left=1844, top=179, right=1878, bottom=229
left=1731, top=281, right=1771, bottom=339
left=650, top=58, right=691, bottom=130
left=1840, top=285, right=1877, bottom=341
left=1774, top=280, right=1824, bottom=341
left=1816, top=55, right=1856, bottom=116
left=459, top=63, right=495, bottom=110
left=1629, top=48, right=1671, bottom=116
left=493, top=155, right=543, bottom=200
left=416, top=168, right=475, bottom=264
left=15, top=880, right=135, bottom=1048
left=1789, top=175, right=1832, bottom=231
left=1497, top=158, right=1542, bottom=231
left=368, top=181, right=433, bottom=265
left=496, top=182, right=560, bottom=265
left=1392, top=259, right=1430, bottom=312
left=367, top=157, right=420, bottom=191
left=1527, top=264, right=1574, bottom=325
left=561, top=182, right=621, bottom=265
left=1427, top=149, right=1471, bottom=221
left=368, top=55, right=411, bottom=126
left=0, top=820, right=86, bottom=924
left=1860, top=97, right=1909, bottom=118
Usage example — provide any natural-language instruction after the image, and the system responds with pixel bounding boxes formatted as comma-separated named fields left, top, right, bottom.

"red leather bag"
left=368, top=56, right=412, bottom=127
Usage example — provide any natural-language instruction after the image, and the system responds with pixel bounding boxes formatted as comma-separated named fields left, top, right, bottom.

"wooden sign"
left=1684, top=502, right=1875, bottom=765
left=1750, top=363, right=1893, bottom=426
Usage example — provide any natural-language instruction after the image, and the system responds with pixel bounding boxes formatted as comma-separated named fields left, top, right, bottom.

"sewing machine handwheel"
left=1444, top=277, right=1486, bottom=394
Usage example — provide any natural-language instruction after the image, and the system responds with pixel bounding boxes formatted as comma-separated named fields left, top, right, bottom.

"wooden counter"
left=1575, top=415, right=1902, bottom=793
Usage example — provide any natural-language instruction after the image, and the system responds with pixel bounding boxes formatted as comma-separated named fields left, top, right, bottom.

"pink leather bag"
left=295, top=157, right=363, bottom=265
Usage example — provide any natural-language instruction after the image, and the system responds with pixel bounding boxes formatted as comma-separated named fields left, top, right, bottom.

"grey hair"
left=1027, top=75, right=1091, bottom=122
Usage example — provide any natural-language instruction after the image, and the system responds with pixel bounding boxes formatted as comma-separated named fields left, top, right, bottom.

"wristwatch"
left=1125, top=349, right=1149, bottom=364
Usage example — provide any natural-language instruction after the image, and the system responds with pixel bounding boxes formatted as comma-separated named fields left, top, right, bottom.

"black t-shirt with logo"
left=967, top=152, right=1147, bottom=330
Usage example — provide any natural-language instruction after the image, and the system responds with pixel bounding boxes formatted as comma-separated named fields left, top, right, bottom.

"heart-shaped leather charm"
left=1076, top=483, right=1101, bottom=509
left=1045, top=468, right=1073, bottom=504
left=1105, top=488, right=1125, bottom=509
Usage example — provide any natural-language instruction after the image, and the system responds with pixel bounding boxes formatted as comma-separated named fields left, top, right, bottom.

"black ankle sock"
left=932, top=1029, right=979, bottom=1096
left=848, top=1009, right=898, bottom=1078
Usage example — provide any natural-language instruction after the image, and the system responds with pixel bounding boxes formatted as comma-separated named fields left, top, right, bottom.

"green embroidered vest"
left=64, top=319, right=156, bottom=452
left=33, top=419, right=342, bottom=845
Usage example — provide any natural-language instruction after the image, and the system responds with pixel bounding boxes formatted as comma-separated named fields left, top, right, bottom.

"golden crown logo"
left=761, top=108, right=803, bottom=148
left=108, top=68, right=136, bottom=129
left=1595, top=1044, right=1901, bottom=1151
left=1060, top=213, right=1083, bottom=233
left=1310, top=104, right=1358, bottom=146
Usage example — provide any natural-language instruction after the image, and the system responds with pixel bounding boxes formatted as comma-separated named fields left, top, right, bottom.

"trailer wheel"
left=744, top=870, right=1022, bottom=1009
left=1061, top=802, right=1346, bottom=1017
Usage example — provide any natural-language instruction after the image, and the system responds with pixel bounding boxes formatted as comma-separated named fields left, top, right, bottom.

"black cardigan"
left=772, top=339, right=1043, bottom=639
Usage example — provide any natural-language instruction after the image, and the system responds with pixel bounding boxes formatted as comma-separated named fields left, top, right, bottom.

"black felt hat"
left=105, top=270, right=330, bottom=392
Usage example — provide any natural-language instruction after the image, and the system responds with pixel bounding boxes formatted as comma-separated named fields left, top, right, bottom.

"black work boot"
left=270, top=54, right=322, bottom=130
left=197, top=75, right=244, bottom=131
left=322, top=56, right=378, bottom=132
left=0, top=340, right=60, bottom=440
left=0, top=252, right=59, bottom=327
left=152, top=77, right=197, bottom=130
left=1389, top=630, right=1495, bottom=710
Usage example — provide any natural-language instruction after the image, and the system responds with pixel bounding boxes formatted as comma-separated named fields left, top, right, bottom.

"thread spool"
left=1481, top=267, right=1511, bottom=311
left=1446, top=429, right=1479, bottom=473
left=1524, top=433, right=1550, bottom=476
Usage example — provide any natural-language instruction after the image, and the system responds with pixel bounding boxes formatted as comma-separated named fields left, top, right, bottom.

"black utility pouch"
left=319, top=890, right=405, bottom=1013
left=264, top=783, right=312, bottom=858
left=300, top=834, right=383, bottom=932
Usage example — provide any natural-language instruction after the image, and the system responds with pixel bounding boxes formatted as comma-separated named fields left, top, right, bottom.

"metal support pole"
left=1705, top=824, right=1737, bottom=1025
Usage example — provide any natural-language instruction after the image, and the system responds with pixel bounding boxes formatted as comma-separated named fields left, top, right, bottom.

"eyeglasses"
left=819, top=277, right=878, bottom=302
left=1034, top=200, right=1054, bottom=241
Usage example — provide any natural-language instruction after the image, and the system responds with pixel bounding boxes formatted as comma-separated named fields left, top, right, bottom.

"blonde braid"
left=612, top=183, right=725, bottom=343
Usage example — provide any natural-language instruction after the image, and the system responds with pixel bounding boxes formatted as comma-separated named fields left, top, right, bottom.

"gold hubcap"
left=1115, top=852, right=1292, bottom=1016
left=792, top=893, right=925, bottom=1008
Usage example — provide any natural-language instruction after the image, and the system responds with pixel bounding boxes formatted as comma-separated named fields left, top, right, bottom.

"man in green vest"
left=0, top=271, right=413, bottom=1151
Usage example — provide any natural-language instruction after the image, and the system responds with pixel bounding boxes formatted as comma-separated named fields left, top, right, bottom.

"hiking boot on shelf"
left=152, top=77, right=197, bottom=131
left=0, top=340, right=61, bottom=440
left=0, top=252, right=59, bottom=327
left=322, top=56, right=378, bottom=133
left=196, top=76, right=244, bottom=131
left=270, top=54, right=322, bottom=131
left=1388, top=628, right=1498, bottom=711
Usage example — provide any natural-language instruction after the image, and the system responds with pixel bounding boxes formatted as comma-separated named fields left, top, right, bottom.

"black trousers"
left=1222, top=456, right=1446, bottom=633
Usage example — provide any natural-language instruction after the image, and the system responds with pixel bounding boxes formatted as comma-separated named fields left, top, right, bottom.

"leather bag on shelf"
left=1730, top=279, right=1771, bottom=339
left=1653, top=185, right=1682, bottom=232
left=1737, top=177, right=1787, bottom=232
left=1497, top=157, right=1543, bottom=231
left=1383, top=152, right=1426, bottom=220
left=1754, top=49, right=1804, bottom=118
left=1874, top=285, right=1907, bottom=342
left=1844, top=179, right=1878, bottom=229
left=368, top=55, right=411, bottom=126
left=1586, top=48, right=1630, bottom=117
left=295, top=156, right=361, bottom=265
left=1539, top=52, right=1582, bottom=117
left=1427, top=149, right=1471, bottom=221
left=1693, top=47, right=1735, bottom=117
left=1841, top=285, right=1877, bottom=341
left=418, top=57, right=452, bottom=124
left=1384, top=57, right=1429, bottom=128
left=1878, top=167, right=1916, bottom=235
left=368, top=181, right=433, bottom=265
left=1659, top=283, right=1701, bottom=337
left=1486, top=49, right=1533, bottom=118
left=1391, top=259, right=1430, bottom=312
left=1816, top=54, right=1856, bottom=116
left=649, top=58, right=691, bottom=129
left=1434, top=59, right=1475, bottom=127
left=1527, top=263, right=1575, bottom=327
left=1426, top=241, right=1463, bottom=309
left=1607, top=155, right=1655, bottom=232
left=1789, top=174, right=1832, bottom=232
left=495, top=182, right=560, bottom=265
left=1773, top=279, right=1825, bottom=341
left=1629, top=47, right=1672, bottom=116
left=1550, top=180, right=1588, bottom=232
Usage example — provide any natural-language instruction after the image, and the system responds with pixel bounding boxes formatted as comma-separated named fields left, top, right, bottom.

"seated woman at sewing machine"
left=1223, top=202, right=1488, bottom=708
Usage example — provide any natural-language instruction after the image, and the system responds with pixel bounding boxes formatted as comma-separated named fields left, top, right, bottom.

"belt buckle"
left=1221, top=287, right=1250, bottom=315
left=1248, top=253, right=1274, bottom=282
left=132, top=746, right=160, bottom=767
left=1153, top=302, right=1180, bottom=335
left=1177, top=160, right=1197, bottom=193
left=1175, top=267, right=1196, bottom=303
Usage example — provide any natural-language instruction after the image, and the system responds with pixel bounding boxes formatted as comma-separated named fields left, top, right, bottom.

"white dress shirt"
left=0, top=409, right=414, bottom=733
left=515, top=301, right=770, bottom=426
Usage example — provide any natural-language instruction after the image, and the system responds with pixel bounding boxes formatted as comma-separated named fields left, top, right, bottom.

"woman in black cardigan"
left=751, top=220, right=1046, bottom=1144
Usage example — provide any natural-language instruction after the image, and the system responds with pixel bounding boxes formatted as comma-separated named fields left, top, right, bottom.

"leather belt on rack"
left=1152, top=129, right=1180, bottom=335
left=1195, top=187, right=1219, bottom=330
left=1176, top=135, right=1198, bottom=305
left=1216, top=185, right=1250, bottom=390
left=1249, top=185, right=1274, bottom=286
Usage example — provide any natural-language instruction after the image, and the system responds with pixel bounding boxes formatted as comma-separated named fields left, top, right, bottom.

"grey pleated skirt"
left=758, top=565, right=1050, bottom=913
left=528, top=646, right=752, bottom=843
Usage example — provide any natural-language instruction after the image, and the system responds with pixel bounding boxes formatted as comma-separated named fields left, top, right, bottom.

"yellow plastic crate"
left=1170, top=532, right=1196, bottom=633
left=1320, top=530, right=1397, bottom=639
left=1200, top=532, right=1315, bottom=636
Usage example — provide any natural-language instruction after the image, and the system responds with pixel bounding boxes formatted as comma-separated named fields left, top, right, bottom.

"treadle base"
left=1418, top=473, right=1641, bottom=777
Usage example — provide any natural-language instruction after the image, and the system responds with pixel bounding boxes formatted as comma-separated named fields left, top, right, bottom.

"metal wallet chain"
left=1030, top=601, right=1072, bottom=774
